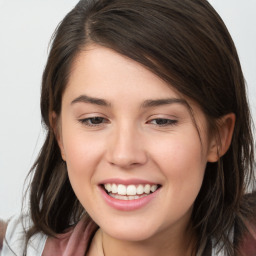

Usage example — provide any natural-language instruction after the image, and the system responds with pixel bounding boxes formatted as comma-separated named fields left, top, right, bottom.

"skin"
left=54, top=44, right=235, bottom=256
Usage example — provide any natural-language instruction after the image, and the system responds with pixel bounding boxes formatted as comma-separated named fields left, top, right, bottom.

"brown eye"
left=149, top=118, right=177, bottom=126
left=79, top=117, right=108, bottom=126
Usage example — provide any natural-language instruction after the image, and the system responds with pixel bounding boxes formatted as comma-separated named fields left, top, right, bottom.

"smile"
left=99, top=179, right=161, bottom=211
left=102, top=183, right=160, bottom=201
left=104, top=183, right=158, bottom=199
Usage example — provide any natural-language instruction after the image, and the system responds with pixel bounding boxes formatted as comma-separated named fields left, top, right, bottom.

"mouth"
left=101, top=183, right=161, bottom=201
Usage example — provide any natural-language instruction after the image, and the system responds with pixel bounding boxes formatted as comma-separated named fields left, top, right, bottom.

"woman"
left=1, top=0, right=255, bottom=255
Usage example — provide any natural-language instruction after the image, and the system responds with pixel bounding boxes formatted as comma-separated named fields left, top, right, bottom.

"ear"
left=50, top=111, right=66, bottom=161
left=207, top=113, right=236, bottom=162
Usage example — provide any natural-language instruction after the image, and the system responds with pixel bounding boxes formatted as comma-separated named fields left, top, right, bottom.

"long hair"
left=26, top=0, right=255, bottom=254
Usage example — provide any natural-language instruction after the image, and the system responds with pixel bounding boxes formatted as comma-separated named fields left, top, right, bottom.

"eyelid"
left=148, top=118, right=177, bottom=126
left=78, top=115, right=110, bottom=127
left=146, top=114, right=178, bottom=121
left=77, top=111, right=107, bottom=119
left=146, top=115, right=178, bottom=127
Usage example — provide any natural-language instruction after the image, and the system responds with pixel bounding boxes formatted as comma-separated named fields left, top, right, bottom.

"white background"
left=0, top=0, right=255, bottom=220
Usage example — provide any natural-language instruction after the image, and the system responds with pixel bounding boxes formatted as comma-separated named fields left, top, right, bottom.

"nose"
left=106, top=123, right=148, bottom=169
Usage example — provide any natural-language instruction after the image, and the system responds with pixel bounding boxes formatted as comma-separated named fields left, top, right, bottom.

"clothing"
left=1, top=215, right=256, bottom=256
left=1, top=216, right=47, bottom=256
left=1, top=215, right=98, bottom=256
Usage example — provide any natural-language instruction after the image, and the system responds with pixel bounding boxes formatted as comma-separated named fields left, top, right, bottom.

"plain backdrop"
left=0, top=0, right=255, bottom=220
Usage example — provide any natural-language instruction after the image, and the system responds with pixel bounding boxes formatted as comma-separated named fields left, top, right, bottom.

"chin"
left=106, top=228, right=156, bottom=242
left=99, top=217, right=161, bottom=242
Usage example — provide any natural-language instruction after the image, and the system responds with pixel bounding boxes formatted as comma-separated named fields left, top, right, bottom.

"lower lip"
left=99, top=186, right=160, bottom=211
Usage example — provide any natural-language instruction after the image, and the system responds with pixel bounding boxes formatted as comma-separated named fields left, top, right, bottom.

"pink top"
left=41, top=217, right=256, bottom=256
left=1, top=216, right=256, bottom=255
left=42, top=218, right=98, bottom=256
left=238, top=220, right=256, bottom=256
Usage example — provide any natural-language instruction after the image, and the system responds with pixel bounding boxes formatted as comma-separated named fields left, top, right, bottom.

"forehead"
left=65, top=44, right=183, bottom=102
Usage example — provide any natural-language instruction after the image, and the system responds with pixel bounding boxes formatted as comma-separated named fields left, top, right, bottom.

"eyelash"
left=78, top=117, right=109, bottom=127
left=79, top=117, right=177, bottom=127
left=147, top=118, right=178, bottom=127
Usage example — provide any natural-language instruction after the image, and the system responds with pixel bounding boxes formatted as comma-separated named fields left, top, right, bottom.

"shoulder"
left=238, top=218, right=256, bottom=256
left=237, top=192, right=256, bottom=256
left=42, top=216, right=98, bottom=256
left=1, top=215, right=47, bottom=256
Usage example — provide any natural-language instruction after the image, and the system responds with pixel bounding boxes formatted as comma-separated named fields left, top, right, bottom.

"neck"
left=101, top=224, right=196, bottom=256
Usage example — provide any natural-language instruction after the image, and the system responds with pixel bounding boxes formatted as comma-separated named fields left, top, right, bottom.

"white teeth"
left=110, top=193, right=148, bottom=200
left=136, top=185, right=144, bottom=195
left=117, top=184, right=126, bottom=195
left=112, top=184, right=118, bottom=193
left=151, top=185, right=157, bottom=192
left=105, top=184, right=112, bottom=192
left=104, top=183, right=159, bottom=196
left=127, top=185, right=136, bottom=195
left=144, top=184, right=151, bottom=194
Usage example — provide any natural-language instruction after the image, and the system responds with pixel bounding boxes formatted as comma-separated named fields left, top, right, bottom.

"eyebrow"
left=71, top=94, right=187, bottom=108
left=141, top=98, right=187, bottom=108
left=71, top=94, right=111, bottom=107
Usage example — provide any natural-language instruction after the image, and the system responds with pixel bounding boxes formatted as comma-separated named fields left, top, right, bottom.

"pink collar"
left=42, top=217, right=97, bottom=256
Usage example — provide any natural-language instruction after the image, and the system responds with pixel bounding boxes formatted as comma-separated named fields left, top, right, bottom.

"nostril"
left=106, top=138, right=148, bottom=168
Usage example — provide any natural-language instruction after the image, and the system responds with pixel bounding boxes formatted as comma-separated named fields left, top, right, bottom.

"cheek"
left=152, top=134, right=206, bottom=198
left=61, top=125, right=105, bottom=189
left=62, top=133, right=105, bottom=212
left=154, top=138, right=206, bottom=223
left=153, top=134, right=205, bottom=172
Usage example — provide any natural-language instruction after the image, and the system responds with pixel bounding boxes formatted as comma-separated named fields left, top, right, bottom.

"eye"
left=148, top=118, right=177, bottom=127
left=79, top=116, right=109, bottom=127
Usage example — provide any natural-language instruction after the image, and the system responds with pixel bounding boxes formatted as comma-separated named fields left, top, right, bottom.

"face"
left=56, top=44, right=216, bottom=243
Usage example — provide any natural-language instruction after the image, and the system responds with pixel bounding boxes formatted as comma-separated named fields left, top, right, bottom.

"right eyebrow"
left=71, top=94, right=111, bottom=107
left=141, top=98, right=187, bottom=108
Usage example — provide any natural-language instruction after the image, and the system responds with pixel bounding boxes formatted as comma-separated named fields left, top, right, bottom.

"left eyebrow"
left=141, top=98, right=187, bottom=108
left=71, top=94, right=111, bottom=107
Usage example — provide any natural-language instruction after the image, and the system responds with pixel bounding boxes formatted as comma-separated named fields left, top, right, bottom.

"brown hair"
left=26, top=0, right=255, bottom=254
